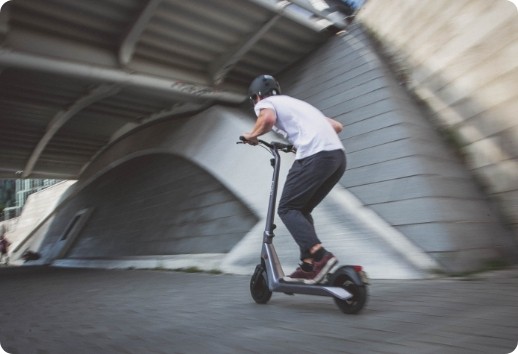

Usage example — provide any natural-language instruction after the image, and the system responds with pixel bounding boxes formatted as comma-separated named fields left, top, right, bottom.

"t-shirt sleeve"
left=254, top=100, right=276, bottom=117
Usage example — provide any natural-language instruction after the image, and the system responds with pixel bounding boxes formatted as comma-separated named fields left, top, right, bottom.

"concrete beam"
left=119, top=0, right=163, bottom=66
left=0, top=49, right=246, bottom=103
left=22, top=84, right=120, bottom=178
left=210, top=13, right=282, bottom=84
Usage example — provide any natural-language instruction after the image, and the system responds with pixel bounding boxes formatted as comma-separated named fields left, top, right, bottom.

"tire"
left=329, top=269, right=367, bottom=314
left=250, top=264, right=272, bottom=304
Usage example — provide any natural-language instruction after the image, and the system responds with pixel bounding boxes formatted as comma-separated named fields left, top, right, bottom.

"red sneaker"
left=312, top=252, right=337, bottom=283
left=283, top=265, right=317, bottom=284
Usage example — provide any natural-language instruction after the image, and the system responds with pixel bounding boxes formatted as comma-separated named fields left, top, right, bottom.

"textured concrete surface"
left=358, top=0, right=518, bottom=236
left=42, top=154, right=257, bottom=259
left=0, top=266, right=516, bottom=354
left=278, top=23, right=515, bottom=272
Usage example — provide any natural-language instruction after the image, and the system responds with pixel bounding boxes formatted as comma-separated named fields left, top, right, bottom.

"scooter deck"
left=262, top=243, right=352, bottom=300
left=273, top=278, right=352, bottom=300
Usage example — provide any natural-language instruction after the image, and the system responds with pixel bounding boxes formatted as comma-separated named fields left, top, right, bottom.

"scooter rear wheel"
left=329, top=268, right=367, bottom=314
left=250, top=264, right=272, bottom=304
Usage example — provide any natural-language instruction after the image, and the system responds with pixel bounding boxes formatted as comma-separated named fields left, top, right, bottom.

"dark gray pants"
left=278, top=149, right=346, bottom=261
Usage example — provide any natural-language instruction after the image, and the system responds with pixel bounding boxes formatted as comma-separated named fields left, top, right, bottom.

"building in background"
left=1, top=179, right=61, bottom=220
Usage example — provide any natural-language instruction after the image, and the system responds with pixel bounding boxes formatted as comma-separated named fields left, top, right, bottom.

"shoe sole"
left=282, top=276, right=316, bottom=285
left=313, top=257, right=338, bottom=283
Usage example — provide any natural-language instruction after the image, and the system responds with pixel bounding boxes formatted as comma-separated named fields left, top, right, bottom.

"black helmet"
left=248, top=75, right=281, bottom=103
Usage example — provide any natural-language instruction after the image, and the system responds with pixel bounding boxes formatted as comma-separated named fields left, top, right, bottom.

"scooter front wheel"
left=250, top=264, right=272, bottom=304
left=329, top=266, right=368, bottom=314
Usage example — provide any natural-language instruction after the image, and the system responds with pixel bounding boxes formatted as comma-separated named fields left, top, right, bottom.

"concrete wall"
left=45, top=154, right=257, bottom=258
left=35, top=109, right=259, bottom=270
left=35, top=106, right=439, bottom=279
left=277, top=22, right=514, bottom=271
left=357, top=0, right=518, bottom=237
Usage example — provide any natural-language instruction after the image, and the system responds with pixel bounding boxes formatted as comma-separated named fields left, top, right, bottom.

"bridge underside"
left=0, top=0, right=344, bottom=179
left=1, top=2, right=515, bottom=277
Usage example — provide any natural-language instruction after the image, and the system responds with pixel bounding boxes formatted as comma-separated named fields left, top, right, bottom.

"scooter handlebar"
left=238, top=136, right=294, bottom=153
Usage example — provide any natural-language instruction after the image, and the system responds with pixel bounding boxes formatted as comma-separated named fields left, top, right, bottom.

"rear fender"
left=333, top=265, right=365, bottom=285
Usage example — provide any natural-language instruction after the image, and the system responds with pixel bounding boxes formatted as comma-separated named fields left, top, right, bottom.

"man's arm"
left=327, top=117, right=343, bottom=133
left=243, top=108, right=277, bottom=144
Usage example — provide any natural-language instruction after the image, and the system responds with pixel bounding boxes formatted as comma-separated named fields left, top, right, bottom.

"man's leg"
left=303, top=150, right=346, bottom=215
left=278, top=150, right=346, bottom=260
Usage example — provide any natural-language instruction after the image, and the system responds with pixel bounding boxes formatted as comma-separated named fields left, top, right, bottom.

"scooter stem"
left=263, top=147, right=281, bottom=244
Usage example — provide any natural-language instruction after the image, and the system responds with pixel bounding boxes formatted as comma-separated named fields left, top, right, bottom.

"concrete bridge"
left=1, top=0, right=516, bottom=278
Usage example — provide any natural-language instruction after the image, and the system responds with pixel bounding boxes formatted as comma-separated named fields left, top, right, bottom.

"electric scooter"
left=239, top=137, right=368, bottom=314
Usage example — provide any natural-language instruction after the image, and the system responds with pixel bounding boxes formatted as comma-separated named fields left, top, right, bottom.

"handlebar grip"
left=238, top=136, right=293, bottom=152
left=238, top=136, right=267, bottom=146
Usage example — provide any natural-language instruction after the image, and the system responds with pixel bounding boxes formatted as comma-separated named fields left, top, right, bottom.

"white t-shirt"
left=254, top=95, right=344, bottom=160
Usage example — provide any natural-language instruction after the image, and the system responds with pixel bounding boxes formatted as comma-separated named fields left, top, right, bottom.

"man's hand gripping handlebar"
left=238, top=136, right=295, bottom=153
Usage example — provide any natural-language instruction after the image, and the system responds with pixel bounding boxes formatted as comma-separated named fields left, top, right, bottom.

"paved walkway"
left=0, top=266, right=517, bottom=354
